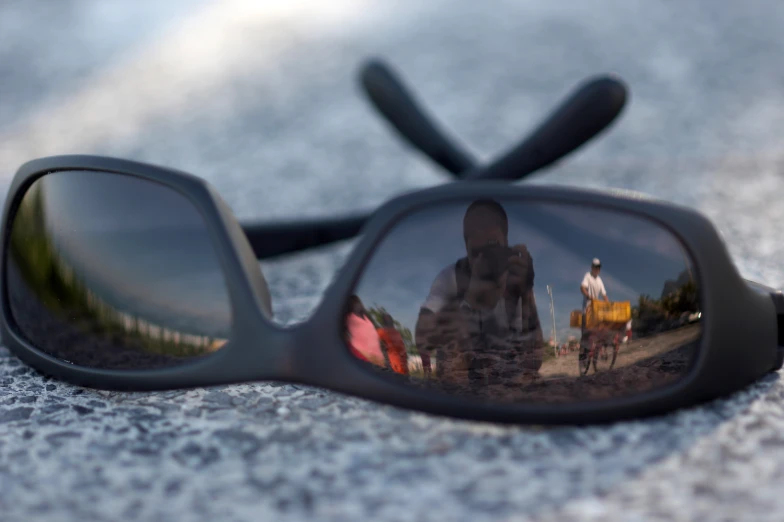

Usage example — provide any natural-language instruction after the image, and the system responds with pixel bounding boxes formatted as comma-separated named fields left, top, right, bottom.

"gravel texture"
left=3, top=2, right=784, bottom=521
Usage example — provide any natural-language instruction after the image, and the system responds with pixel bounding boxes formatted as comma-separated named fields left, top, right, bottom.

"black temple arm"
left=359, top=58, right=628, bottom=181
left=360, top=59, right=478, bottom=175
left=468, top=75, right=628, bottom=180
left=248, top=58, right=629, bottom=259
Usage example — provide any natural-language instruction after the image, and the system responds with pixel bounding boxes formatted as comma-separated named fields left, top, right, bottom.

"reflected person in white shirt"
left=581, top=257, right=609, bottom=310
left=579, top=258, right=611, bottom=361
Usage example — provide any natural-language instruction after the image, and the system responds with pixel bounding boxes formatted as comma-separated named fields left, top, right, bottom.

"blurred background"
left=3, top=2, right=784, bottom=520
left=3, top=1, right=784, bottom=305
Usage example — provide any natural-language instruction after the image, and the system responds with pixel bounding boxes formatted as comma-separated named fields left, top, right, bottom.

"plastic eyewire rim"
left=0, top=154, right=778, bottom=425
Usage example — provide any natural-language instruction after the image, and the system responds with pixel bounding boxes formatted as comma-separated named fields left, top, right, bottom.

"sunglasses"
left=2, top=59, right=780, bottom=425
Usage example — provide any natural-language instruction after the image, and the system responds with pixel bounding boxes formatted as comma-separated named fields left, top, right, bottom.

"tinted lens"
left=5, top=171, right=232, bottom=370
left=345, top=199, right=701, bottom=405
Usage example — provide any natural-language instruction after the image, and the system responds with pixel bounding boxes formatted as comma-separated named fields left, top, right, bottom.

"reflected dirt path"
left=540, top=323, right=701, bottom=379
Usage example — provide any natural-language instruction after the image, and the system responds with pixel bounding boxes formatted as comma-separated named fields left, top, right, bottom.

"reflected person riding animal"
left=414, top=199, right=544, bottom=388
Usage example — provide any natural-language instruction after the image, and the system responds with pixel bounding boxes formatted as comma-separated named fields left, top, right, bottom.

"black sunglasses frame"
left=2, top=155, right=781, bottom=425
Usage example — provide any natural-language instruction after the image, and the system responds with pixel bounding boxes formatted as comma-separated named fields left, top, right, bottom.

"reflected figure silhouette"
left=414, top=199, right=544, bottom=387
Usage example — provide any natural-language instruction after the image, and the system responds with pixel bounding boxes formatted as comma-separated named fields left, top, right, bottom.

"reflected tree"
left=365, top=305, right=417, bottom=355
left=7, top=181, right=226, bottom=360
left=631, top=271, right=700, bottom=337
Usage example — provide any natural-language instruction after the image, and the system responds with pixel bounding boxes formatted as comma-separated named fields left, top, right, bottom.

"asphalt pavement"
left=2, top=2, right=784, bottom=521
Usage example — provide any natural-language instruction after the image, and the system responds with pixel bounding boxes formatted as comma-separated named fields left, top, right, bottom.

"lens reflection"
left=5, top=171, right=232, bottom=370
left=345, top=199, right=701, bottom=404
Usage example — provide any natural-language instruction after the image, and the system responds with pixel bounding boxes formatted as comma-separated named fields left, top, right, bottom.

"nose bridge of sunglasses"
left=222, top=316, right=303, bottom=382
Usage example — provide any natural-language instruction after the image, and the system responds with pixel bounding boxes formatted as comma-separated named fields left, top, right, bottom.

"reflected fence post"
left=546, top=285, right=557, bottom=358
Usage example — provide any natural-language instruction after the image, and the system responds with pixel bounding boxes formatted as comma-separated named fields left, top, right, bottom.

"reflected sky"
left=35, top=171, right=232, bottom=337
left=354, top=200, right=694, bottom=339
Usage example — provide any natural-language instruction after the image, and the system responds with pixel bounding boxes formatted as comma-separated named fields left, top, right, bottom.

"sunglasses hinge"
left=770, top=292, right=784, bottom=371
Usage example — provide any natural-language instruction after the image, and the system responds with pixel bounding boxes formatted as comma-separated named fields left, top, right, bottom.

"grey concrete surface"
left=2, top=1, right=784, bottom=520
